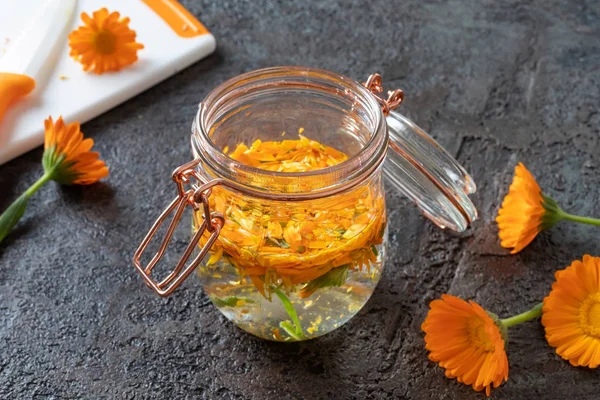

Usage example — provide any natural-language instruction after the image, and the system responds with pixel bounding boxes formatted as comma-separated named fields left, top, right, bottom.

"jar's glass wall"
left=190, top=68, right=389, bottom=341
left=194, top=169, right=387, bottom=341
left=206, top=86, right=374, bottom=159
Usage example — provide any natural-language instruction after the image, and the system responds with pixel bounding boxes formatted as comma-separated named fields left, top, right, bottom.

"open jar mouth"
left=192, top=66, right=389, bottom=200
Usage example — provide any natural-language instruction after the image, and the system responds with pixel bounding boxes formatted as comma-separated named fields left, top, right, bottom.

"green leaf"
left=265, top=237, right=290, bottom=249
left=371, top=245, right=379, bottom=257
left=0, top=193, right=29, bottom=243
left=279, top=321, right=304, bottom=341
left=378, top=223, right=386, bottom=239
left=335, top=228, right=346, bottom=236
left=212, top=296, right=255, bottom=308
left=299, top=264, right=349, bottom=298
left=265, top=238, right=279, bottom=247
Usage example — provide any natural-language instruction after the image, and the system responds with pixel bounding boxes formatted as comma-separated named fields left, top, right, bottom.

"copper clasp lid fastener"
left=132, top=158, right=226, bottom=297
left=362, top=73, right=404, bottom=116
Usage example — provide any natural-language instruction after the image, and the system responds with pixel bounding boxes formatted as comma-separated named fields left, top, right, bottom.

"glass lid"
left=383, top=111, right=477, bottom=232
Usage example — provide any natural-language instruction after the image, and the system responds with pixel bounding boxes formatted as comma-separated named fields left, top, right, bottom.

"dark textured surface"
left=1, top=0, right=600, bottom=398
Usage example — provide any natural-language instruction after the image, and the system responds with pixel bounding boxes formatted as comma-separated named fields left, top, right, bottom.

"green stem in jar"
left=279, top=321, right=304, bottom=341
left=274, top=289, right=306, bottom=340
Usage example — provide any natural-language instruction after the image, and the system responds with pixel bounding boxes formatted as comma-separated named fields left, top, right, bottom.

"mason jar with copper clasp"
left=133, top=66, right=477, bottom=342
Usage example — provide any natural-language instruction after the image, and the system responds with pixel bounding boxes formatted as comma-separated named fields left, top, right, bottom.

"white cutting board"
left=0, top=0, right=216, bottom=165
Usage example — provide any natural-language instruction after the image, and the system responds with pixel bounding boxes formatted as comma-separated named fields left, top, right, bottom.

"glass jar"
left=133, top=67, right=477, bottom=342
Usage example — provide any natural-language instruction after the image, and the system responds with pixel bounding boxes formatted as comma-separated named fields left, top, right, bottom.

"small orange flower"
left=542, top=255, right=600, bottom=368
left=43, top=116, right=109, bottom=184
left=68, top=8, right=144, bottom=74
left=496, top=163, right=561, bottom=253
left=422, top=294, right=508, bottom=396
left=0, top=116, right=108, bottom=243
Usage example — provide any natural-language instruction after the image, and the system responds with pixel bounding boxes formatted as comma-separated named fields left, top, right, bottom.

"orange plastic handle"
left=141, top=0, right=209, bottom=37
left=0, top=72, right=35, bottom=124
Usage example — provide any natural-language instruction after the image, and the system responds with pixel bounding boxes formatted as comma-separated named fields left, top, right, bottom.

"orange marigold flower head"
left=43, top=116, right=109, bottom=185
left=542, top=255, right=600, bottom=368
left=496, top=162, right=562, bottom=253
left=422, top=294, right=509, bottom=396
left=68, top=8, right=144, bottom=74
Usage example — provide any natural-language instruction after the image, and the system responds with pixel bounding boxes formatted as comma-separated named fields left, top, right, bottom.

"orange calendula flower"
left=0, top=116, right=108, bottom=243
left=496, top=162, right=562, bottom=253
left=68, top=8, right=144, bottom=74
left=43, top=116, right=109, bottom=184
left=422, top=294, right=509, bottom=396
left=542, top=255, right=600, bottom=368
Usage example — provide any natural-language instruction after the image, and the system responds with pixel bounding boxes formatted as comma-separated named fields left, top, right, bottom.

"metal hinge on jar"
left=362, top=73, right=404, bottom=116
left=132, top=158, right=226, bottom=297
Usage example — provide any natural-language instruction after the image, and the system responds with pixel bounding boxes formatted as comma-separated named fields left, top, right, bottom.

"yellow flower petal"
left=543, top=255, right=600, bottom=368
left=207, top=247, right=223, bottom=266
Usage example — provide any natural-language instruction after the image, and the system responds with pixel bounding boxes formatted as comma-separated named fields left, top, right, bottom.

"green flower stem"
left=501, top=302, right=543, bottom=328
left=274, top=289, right=306, bottom=340
left=542, top=195, right=600, bottom=229
left=24, top=171, right=53, bottom=198
left=559, top=211, right=600, bottom=227
left=0, top=171, right=53, bottom=243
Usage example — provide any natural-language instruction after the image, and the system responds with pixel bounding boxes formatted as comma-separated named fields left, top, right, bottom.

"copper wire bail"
left=362, top=73, right=404, bottom=116
left=132, top=158, right=227, bottom=297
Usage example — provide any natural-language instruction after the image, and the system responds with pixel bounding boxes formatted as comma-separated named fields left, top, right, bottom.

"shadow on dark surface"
left=58, top=181, right=116, bottom=205
left=0, top=219, right=35, bottom=253
left=260, top=335, right=338, bottom=375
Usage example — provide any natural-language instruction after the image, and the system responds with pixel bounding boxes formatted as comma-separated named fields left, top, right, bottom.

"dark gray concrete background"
left=1, top=0, right=599, bottom=398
